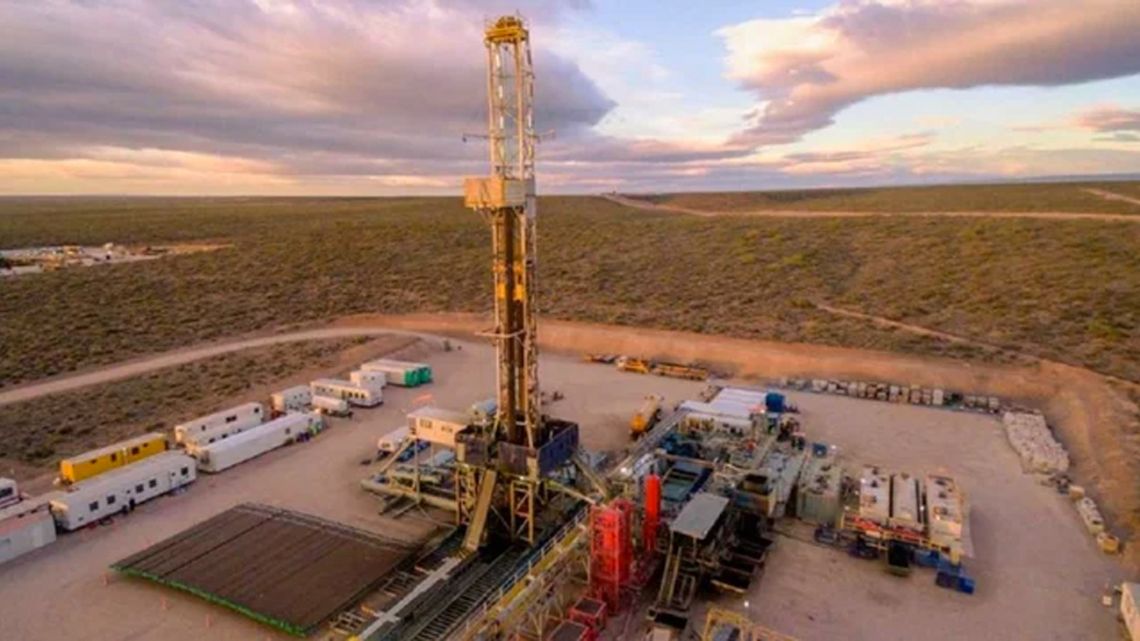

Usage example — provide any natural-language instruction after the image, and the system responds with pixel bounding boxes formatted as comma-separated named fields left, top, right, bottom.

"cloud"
left=719, top=0, right=1140, bottom=146
left=0, top=0, right=613, bottom=191
left=1073, top=106, right=1140, bottom=133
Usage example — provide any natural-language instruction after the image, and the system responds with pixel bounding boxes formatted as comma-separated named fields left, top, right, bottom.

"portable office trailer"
left=190, top=412, right=321, bottom=473
left=173, top=402, right=264, bottom=445
left=58, top=432, right=168, bottom=484
left=349, top=370, right=387, bottom=390
left=407, top=406, right=470, bottom=447
left=0, top=477, right=19, bottom=509
left=49, top=452, right=196, bottom=531
left=271, top=385, right=312, bottom=413
left=311, top=395, right=352, bottom=417
left=359, top=359, right=431, bottom=387
left=310, top=378, right=382, bottom=407
left=378, top=426, right=411, bottom=454
left=0, top=497, right=57, bottom=565
left=889, top=472, right=923, bottom=532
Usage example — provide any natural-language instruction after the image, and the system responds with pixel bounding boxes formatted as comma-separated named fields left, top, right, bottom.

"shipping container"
left=889, top=473, right=923, bottom=532
left=349, top=369, right=387, bottom=390
left=50, top=452, right=196, bottom=531
left=173, top=402, right=264, bottom=446
left=189, top=413, right=321, bottom=473
left=0, top=497, right=57, bottom=565
left=59, top=432, right=168, bottom=484
left=312, top=394, right=352, bottom=417
left=360, top=359, right=432, bottom=387
left=378, top=426, right=411, bottom=454
left=271, top=385, right=312, bottom=413
left=311, top=378, right=382, bottom=407
left=407, top=407, right=470, bottom=447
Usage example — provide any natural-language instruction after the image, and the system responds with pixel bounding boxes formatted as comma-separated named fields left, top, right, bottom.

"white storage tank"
left=49, top=452, right=196, bottom=531
left=0, top=497, right=57, bottom=565
left=271, top=385, right=312, bottom=413
left=189, top=412, right=321, bottom=474
left=407, top=407, right=470, bottom=447
left=311, top=378, right=382, bottom=408
left=173, top=402, right=264, bottom=445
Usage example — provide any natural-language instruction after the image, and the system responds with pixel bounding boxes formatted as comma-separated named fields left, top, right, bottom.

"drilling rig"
left=457, top=15, right=589, bottom=550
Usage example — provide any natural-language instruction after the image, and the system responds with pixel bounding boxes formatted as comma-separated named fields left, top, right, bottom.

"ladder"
left=464, top=469, right=498, bottom=551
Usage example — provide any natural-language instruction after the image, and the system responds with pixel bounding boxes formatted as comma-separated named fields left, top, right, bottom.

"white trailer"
left=49, top=452, right=196, bottom=531
left=349, top=370, right=386, bottom=390
left=173, top=402, right=264, bottom=445
left=271, top=385, right=312, bottom=413
left=378, top=426, right=411, bottom=454
left=0, top=497, right=57, bottom=565
left=180, top=416, right=263, bottom=449
left=359, top=359, right=431, bottom=387
left=311, top=378, right=382, bottom=408
left=407, top=406, right=470, bottom=447
left=189, top=412, right=321, bottom=474
left=312, top=394, right=352, bottom=417
left=0, top=477, right=19, bottom=509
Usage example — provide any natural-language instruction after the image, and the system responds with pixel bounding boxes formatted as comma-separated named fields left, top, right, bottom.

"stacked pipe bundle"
left=1001, top=412, right=1070, bottom=474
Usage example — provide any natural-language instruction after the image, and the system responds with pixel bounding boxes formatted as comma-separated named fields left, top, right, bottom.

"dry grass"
left=0, top=193, right=1136, bottom=388
left=0, top=337, right=369, bottom=467
left=632, top=181, right=1140, bottom=214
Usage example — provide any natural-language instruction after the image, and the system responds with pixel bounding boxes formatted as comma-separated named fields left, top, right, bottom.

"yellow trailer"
left=58, top=432, right=167, bottom=484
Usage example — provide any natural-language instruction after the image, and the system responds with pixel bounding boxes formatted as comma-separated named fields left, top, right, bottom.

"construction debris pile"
left=1001, top=412, right=1070, bottom=474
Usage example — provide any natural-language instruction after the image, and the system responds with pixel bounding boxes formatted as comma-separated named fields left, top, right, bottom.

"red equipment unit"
left=643, top=473, right=661, bottom=555
left=590, top=499, right=633, bottom=611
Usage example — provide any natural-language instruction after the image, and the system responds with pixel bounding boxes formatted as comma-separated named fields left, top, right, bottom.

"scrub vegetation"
left=0, top=188, right=1137, bottom=391
left=633, top=180, right=1140, bottom=214
left=0, top=337, right=369, bottom=466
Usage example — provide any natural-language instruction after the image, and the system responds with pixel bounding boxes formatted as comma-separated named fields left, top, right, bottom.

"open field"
left=1, top=195, right=1137, bottom=388
left=0, top=335, right=414, bottom=478
left=630, top=180, right=1140, bottom=214
left=0, top=338, right=1125, bottom=641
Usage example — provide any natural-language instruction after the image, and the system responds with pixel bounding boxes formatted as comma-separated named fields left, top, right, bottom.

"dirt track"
left=1085, top=187, right=1140, bottom=207
left=604, top=193, right=1140, bottom=221
left=4, top=312, right=1137, bottom=571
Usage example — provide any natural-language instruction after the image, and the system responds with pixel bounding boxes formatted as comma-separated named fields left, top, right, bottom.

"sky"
left=1, top=0, right=1139, bottom=196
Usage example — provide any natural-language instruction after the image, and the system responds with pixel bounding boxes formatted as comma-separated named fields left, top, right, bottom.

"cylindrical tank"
left=643, top=473, right=661, bottom=555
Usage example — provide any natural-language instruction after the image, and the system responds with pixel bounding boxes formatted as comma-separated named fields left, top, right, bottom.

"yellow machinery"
left=631, top=394, right=664, bottom=438
left=701, top=608, right=801, bottom=641
left=617, top=356, right=652, bottom=375
left=59, top=432, right=167, bottom=484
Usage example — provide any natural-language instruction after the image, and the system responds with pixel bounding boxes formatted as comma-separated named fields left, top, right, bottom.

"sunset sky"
left=2, top=0, right=1139, bottom=195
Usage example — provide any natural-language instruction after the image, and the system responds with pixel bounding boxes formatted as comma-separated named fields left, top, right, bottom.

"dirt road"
left=604, top=193, right=1140, bottom=221
left=1084, top=187, right=1140, bottom=207
left=0, top=327, right=431, bottom=407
